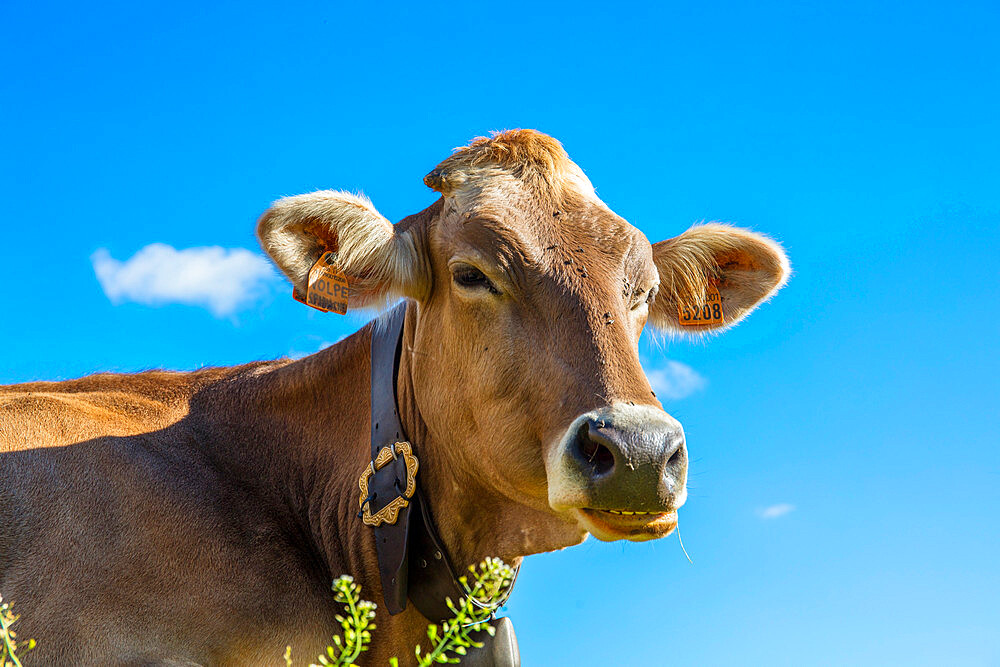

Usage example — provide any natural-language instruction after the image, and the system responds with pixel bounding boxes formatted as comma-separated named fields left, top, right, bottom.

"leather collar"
left=366, top=303, right=468, bottom=621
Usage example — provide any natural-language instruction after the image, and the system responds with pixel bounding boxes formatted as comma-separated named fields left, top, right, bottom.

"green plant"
left=0, top=595, right=35, bottom=667
left=310, top=575, right=377, bottom=666
left=310, top=557, right=516, bottom=667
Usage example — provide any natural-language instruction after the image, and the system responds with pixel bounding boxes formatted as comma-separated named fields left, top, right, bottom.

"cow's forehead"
left=434, top=175, right=656, bottom=291
left=425, top=130, right=658, bottom=288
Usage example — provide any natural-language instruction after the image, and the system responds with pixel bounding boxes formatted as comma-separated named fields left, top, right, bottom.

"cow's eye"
left=452, top=265, right=498, bottom=294
left=630, top=287, right=656, bottom=311
left=630, top=289, right=648, bottom=311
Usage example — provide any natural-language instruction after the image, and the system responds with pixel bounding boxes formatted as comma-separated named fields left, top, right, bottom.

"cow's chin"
left=572, top=508, right=679, bottom=542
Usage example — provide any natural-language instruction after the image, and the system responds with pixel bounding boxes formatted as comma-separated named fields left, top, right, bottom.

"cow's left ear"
left=648, top=223, right=790, bottom=333
left=257, top=190, right=426, bottom=309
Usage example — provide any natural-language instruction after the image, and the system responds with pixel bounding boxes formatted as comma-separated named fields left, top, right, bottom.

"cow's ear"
left=648, top=223, right=789, bottom=333
left=257, top=191, right=425, bottom=309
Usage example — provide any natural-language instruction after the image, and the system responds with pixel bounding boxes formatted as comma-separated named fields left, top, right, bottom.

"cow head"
left=258, top=130, right=788, bottom=546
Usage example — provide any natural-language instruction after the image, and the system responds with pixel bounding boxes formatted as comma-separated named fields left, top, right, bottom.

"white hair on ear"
left=256, top=190, right=419, bottom=308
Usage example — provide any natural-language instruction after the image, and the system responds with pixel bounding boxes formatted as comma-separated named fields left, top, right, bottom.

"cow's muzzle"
left=547, top=404, right=687, bottom=541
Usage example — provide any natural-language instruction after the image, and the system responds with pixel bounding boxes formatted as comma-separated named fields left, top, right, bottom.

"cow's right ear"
left=257, top=191, right=425, bottom=309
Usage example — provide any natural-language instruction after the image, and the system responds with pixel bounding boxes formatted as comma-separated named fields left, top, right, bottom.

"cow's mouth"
left=575, top=508, right=678, bottom=542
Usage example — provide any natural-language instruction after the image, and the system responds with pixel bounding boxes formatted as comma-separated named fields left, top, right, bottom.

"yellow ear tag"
left=677, top=280, right=724, bottom=327
left=292, top=251, right=349, bottom=314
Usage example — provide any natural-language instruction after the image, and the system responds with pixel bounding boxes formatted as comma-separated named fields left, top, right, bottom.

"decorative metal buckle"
left=358, top=441, right=419, bottom=527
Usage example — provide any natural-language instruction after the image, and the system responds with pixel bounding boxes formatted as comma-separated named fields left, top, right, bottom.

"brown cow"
left=0, top=130, right=788, bottom=665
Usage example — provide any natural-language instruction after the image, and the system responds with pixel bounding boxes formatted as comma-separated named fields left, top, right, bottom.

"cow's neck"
left=213, top=308, right=581, bottom=603
left=203, top=325, right=381, bottom=592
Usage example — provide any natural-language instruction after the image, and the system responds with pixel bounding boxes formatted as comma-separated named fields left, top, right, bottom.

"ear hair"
left=650, top=223, right=790, bottom=333
left=256, top=190, right=420, bottom=308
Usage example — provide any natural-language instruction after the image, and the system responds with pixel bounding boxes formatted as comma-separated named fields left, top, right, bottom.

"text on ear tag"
left=677, top=281, right=724, bottom=326
left=294, top=251, right=349, bottom=314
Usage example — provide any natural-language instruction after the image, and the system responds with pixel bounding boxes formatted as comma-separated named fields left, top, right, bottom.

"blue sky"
left=3, top=1, right=998, bottom=664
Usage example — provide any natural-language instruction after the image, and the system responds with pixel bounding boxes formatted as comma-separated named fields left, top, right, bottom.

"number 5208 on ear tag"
left=294, top=251, right=349, bottom=314
left=678, top=282, right=724, bottom=326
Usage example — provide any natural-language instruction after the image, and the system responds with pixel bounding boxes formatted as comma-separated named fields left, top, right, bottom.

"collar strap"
left=365, top=303, right=466, bottom=620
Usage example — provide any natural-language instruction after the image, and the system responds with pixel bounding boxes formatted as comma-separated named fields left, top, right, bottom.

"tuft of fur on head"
left=424, top=129, right=595, bottom=202
left=445, top=129, right=572, bottom=173
left=650, top=223, right=790, bottom=334
left=256, top=190, right=420, bottom=309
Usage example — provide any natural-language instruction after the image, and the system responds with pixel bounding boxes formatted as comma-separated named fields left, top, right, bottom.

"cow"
left=0, top=129, right=789, bottom=665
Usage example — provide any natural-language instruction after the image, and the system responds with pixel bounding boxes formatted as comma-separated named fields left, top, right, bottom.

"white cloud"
left=758, top=503, right=796, bottom=519
left=643, top=360, right=707, bottom=400
left=92, top=243, right=278, bottom=317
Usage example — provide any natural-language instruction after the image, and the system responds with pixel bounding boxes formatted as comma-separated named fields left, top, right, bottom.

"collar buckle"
left=358, top=441, right=419, bottom=527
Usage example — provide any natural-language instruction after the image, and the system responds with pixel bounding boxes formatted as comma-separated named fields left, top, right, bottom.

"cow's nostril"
left=668, top=445, right=684, bottom=466
left=576, top=422, right=615, bottom=476
left=582, top=440, right=615, bottom=476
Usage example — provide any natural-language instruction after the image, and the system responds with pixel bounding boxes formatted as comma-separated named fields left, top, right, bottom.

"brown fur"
left=0, top=129, right=788, bottom=665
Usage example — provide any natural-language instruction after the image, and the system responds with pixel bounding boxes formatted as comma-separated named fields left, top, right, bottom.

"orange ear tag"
left=292, top=251, right=349, bottom=314
left=677, top=280, right=724, bottom=327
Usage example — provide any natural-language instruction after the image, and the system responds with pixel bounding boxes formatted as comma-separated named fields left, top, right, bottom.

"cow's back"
left=0, top=369, right=233, bottom=452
